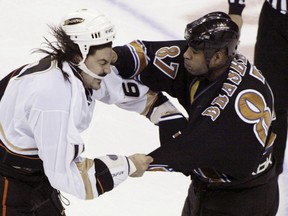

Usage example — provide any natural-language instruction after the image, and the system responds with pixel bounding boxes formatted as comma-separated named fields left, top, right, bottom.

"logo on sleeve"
left=235, top=89, right=272, bottom=147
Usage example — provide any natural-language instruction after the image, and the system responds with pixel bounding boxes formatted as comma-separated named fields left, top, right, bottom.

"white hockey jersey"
left=0, top=57, right=159, bottom=199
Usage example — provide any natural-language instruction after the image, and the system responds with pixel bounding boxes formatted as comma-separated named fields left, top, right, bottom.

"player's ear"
left=111, top=50, right=118, bottom=65
left=73, top=55, right=82, bottom=64
left=211, top=49, right=228, bottom=67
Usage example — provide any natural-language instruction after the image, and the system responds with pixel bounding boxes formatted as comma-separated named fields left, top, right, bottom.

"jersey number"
left=153, top=46, right=180, bottom=79
left=122, top=82, right=140, bottom=97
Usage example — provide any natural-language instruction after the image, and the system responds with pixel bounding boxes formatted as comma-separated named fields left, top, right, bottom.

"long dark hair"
left=35, top=25, right=81, bottom=79
left=36, top=25, right=112, bottom=80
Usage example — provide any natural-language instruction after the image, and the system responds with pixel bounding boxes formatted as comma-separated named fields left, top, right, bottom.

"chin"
left=186, top=68, right=195, bottom=75
left=94, top=84, right=101, bottom=90
left=92, top=80, right=101, bottom=89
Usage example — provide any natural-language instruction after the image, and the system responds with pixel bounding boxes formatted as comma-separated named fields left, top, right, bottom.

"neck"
left=205, top=59, right=231, bottom=81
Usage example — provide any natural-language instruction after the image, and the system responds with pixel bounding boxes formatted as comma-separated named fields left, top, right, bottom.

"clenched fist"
left=128, top=154, right=153, bottom=177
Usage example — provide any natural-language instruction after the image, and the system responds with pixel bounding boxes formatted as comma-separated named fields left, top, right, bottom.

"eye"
left=192, top=50, right=198, bottom=55
left=99, top=60, right=109, bottom=66
left=191, top=48, right=200, bottom=55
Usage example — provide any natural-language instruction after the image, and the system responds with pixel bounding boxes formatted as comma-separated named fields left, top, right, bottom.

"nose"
left=183, top=48, right=191, bottom=60
left=99, top=64, right=111, bottom=77
left=104, top=64, right=111, bottom=75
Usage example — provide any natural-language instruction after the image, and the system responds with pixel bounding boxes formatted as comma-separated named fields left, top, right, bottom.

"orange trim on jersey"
left=0, top=141, right=40, bottom=160
left=96, top=178, right=104, bottom=194
left=129, top=41, right=148, bottom=77
left=140, top=90, right=159, bottom=117
left=2, top=177, right=8, bottom=216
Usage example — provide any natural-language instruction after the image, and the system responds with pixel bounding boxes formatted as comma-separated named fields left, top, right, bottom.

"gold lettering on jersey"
left=211, top=95, right=229, bottom=109
left=250, top=66, right=265, bottom=84
left=230, top=59, right=247, bottom=76
left=222, top=83, right=237, bottom=97
left=236, top=53, right=248, bottom=64
left=227, top=71, right=242, bottom=85
left=202, top=106, right=220, bottom=121
left=202, top=54, right=247, bottom=121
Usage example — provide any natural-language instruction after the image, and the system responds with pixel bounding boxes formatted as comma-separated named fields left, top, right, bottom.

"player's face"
left=81, top=47, right=112, bottom=90
left=183, top=47, right=209, bottom=76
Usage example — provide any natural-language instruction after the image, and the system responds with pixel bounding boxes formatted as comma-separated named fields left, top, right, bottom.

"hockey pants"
left=0, top=164, right=65, bottom=216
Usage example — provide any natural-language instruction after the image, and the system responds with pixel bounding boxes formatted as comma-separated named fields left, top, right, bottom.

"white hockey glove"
left=98, top=155, right=135, bottom=188
left=98, top=154, right=153, bottom=188
left=149, top=100, right=180, bottom=124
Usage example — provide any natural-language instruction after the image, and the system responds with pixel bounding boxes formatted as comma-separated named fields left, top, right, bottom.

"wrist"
left=127, top=157, right=137, bottom=176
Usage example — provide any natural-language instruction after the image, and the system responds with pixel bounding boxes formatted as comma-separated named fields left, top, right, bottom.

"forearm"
left=228, top=0, right=245, bottom=29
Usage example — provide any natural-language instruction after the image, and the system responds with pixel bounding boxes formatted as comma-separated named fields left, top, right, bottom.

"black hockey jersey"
left=114, top=40, right=193, bottom=111
left=113, top=40, right=277, bottom=186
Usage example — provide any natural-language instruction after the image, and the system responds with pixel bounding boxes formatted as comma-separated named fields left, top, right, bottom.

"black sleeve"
left=0, top=65, right=26, bottom=101
left=113, top=46, right=137, bottom=79
left=148, top=117, right=263, bottom=180
left=158, top=113, right=188, bottom=144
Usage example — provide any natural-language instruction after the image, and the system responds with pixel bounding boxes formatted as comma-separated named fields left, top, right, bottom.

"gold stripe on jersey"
left=140, top=90, right=159, bottom=116
left=129, top=41, right=148, bottom=76
left=190, top=80, right=200, bottom=104
left=266, top=132, right=277, bottom=150
left=76, top=159, right=94, bottom=200
left=0, top=123, right=38, bottom=152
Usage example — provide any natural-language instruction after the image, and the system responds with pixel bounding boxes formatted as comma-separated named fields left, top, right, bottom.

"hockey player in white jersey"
left=0, top=9, right=179, bottom=215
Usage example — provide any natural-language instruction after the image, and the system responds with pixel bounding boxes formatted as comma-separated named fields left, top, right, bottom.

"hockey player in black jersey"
left=112, top=12, right=279, bottom=216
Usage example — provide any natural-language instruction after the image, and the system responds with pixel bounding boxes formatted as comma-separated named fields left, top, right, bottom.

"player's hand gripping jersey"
left=113, top=40, right=277, bottom=186
left=0, top=55, right=172, bottom=199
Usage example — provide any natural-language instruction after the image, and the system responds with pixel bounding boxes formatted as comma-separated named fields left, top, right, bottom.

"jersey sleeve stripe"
left=127, top=40, right=149, bottom=78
